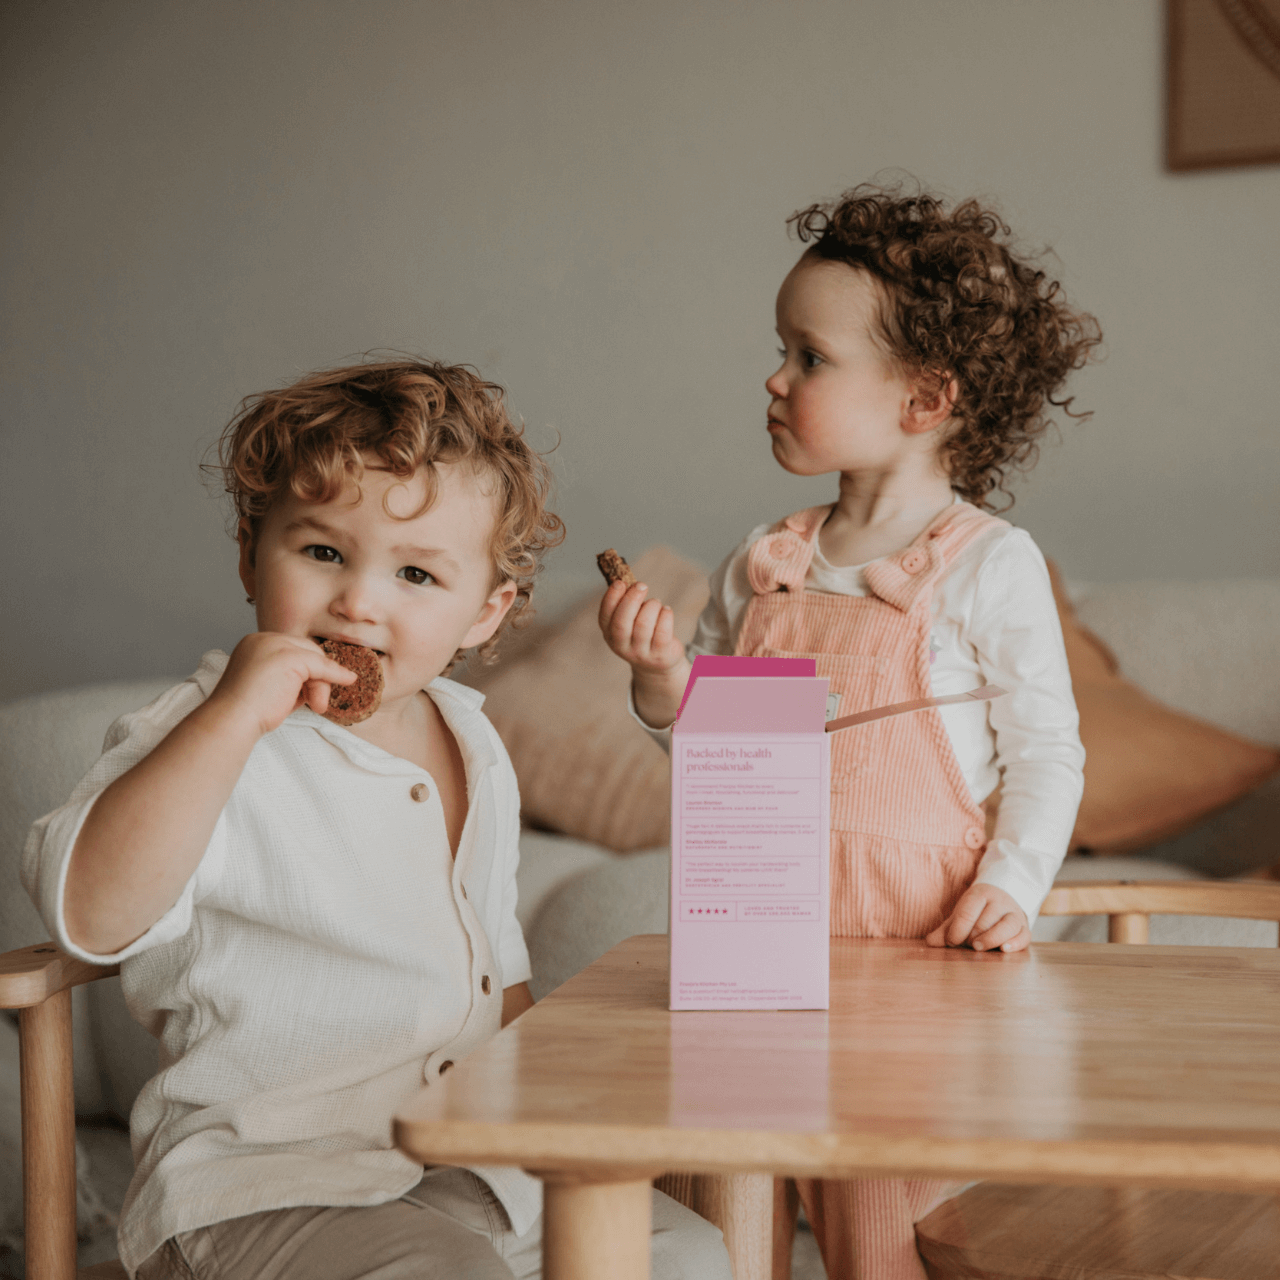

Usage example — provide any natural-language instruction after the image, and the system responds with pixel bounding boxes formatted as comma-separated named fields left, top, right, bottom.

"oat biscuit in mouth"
left=318, top=639, right=384, bottom=726
left=596, top=548, right=637, bottom=587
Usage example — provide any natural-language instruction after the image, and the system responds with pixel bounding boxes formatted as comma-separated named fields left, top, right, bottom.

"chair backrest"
left=1039, top=879, right=1280, bottom=944
left=0, top=679, right=176, bottom=952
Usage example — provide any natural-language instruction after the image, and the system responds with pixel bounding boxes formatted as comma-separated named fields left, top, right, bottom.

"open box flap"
left=676, top=654, right=818, bottom=718
left=677, top=676, right=829, bottom=735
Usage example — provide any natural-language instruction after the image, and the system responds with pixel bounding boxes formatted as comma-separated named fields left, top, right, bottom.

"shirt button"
left=481, top=975, right=491, bottom=995
left=439, top=1060, right=454, bottom=1075
left=410, top=783, right=429, bottom=802
left=902, top=549, right=928, bottom=575
left=964, top=826, right=986, bottom=850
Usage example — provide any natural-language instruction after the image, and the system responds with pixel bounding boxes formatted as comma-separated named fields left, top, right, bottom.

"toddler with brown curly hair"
left=600, top=185, right=1100, bottom=1278
left=24, top=359, right=734, bottom=1280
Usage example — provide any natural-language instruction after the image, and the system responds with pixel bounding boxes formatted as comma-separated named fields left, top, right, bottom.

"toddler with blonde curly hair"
left=25, top=359, right=734, bottom=1280
left=601, top=185, right=1101, bottom=1279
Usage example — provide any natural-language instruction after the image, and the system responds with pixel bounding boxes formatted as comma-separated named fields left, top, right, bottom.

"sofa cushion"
left=1048, top=564, right=1280, bottom=854
left=464, top=547, right=709, bottom=851
left=0, top=679, right=175, bottom=1118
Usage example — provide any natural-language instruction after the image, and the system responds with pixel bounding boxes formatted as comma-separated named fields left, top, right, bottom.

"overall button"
left=410, top=783, right=429, bottom=802
left=901, top=549, right=928, bottom=575
left=481, top=975, right=491, bottom=995
left=964, top=826, right=986, bottom=850
left=439, top=1060, right=454, bottom=1075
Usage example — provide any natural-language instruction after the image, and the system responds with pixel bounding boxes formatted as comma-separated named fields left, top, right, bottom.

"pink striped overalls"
left=736, top=500, right=1008, bottom=1280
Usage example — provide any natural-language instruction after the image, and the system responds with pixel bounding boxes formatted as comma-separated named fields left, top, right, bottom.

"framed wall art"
left=1167, top=0, right=1280, bottom=169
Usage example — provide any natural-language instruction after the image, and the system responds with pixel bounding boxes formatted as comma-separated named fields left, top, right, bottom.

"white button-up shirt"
left=23, top=651, right=539, bottom=1276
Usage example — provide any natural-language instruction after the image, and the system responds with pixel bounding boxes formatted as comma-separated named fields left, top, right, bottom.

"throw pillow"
left=466, top=547, right=709, bottom=851
left=1047, top=561, right=1280, bottom=852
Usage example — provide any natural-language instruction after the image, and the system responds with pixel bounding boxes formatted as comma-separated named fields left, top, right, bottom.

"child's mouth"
left=315, top=635, right=386, bottom=658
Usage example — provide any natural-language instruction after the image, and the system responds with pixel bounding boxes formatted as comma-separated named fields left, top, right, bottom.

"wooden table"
left=393, top=935, right=1280, bottom=1279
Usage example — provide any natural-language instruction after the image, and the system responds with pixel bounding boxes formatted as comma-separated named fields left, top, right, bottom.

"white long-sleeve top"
left=22, top=651, right=539, bottom=1277
left=637, top=508, right=1085, bottom=924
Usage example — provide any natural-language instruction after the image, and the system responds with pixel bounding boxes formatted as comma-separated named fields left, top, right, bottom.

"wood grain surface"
left=394, top=935, right=1280, bottom=1191
left=916, top=1181, right=1280, bottom=1280
left=0, top=941, right=119, bottom=1010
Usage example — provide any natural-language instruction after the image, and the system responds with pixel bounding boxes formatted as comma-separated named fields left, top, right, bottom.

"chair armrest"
left=0, top=941, right=119, bottom=1010
left=1041, top=879, right=1280, bottom=922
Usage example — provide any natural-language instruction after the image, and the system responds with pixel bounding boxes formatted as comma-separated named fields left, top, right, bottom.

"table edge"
left=391, top=1119, right=1280, bottom=1192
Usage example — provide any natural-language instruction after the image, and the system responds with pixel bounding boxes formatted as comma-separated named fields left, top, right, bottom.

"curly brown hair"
left=789, top=183, right=1102, bottom=509
left=213, top=358, right=564, bottom=664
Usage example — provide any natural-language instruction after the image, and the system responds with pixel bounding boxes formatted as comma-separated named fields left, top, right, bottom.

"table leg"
left=658, top=1173, right=773, bottom=1280
left=541, top=1173, right=653, bottom=1280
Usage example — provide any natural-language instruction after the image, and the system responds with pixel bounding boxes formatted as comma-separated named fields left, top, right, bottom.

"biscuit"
left=596, top=548, right=637, bottom=587
left=320, top=639, right=384, bottom=726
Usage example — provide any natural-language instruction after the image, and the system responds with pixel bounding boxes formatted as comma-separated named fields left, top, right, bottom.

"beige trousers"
left=136, top=1166, right=733, bottom=1280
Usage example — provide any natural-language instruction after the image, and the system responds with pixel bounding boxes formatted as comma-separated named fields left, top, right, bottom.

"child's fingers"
left=596, top=578, right=631, bottom=631
left=318, top=659, right=358, bottom=685
left=965, top=897, right=1010, bottom=942
left=996, top=924, right=1032, bottom=953
left=302, top=679, right=331, bottom=716
left=630, top=598, right=668, bottom=654
left=651, top=603, right=676, bottom=652
left=603, top=582, right=650, bottom=649
left=970, top=913, right=1023, bottom=952
left=942, top=891, right=987, bottom=947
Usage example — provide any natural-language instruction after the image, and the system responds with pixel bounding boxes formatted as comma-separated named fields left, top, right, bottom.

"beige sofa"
left=3, top=572, right=1279, bottom=1273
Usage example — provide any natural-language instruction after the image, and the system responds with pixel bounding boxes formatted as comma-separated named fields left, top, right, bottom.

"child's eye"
left=803, top=350, right=823, bottom=369
left=397, top=566, right=434, bottom=586
left=304, top=545, right=342, bottom=564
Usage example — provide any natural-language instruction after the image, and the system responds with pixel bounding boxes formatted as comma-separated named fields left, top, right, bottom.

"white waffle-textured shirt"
left=637, top=503, right=1085, bottom=924
left=23, top=651, right=539, bottom=1277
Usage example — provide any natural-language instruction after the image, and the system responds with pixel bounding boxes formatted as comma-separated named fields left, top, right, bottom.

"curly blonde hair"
left=789, top=183, right=1103, bottom=509
left=213, top=358, right=564, bottom=664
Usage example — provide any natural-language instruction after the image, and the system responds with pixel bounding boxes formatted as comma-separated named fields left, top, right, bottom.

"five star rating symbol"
left=684, top=904, right=734, bottom=918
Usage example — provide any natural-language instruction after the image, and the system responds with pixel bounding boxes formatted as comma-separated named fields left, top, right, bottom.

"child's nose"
left=765, top=366, right=787, bottom=398
left=331, top=575, right=378, bottom=622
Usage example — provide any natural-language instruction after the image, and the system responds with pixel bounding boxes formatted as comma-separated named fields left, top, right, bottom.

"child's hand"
left=598, top=580, right=685, bottom=675
left=209, top=633, right=358, bottom=738
left=925, top=884, right=1031, bottom=953
left=598, top=580, right=691, bottom=729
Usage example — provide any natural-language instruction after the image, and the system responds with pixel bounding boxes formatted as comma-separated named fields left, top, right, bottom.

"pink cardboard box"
left=669, top=656, right=831, bottom=1011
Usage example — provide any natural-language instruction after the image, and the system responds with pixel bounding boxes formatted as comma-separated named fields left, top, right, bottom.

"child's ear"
left=902, top=374, right=959, bottom=435
left=237, top=519, right=257, bottom=600
left=462, top=579, right=520, bottom=650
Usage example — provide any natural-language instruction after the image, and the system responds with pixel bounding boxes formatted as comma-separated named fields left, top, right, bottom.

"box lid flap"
left=676, top=676, right=829, bottom=734
left=677, top=654, right=817, bottom=718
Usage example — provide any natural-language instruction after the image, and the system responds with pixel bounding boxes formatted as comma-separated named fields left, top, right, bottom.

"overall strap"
left=745, top=505, right=831, bottom=594
left=863, top=502, right=1009, bottom=613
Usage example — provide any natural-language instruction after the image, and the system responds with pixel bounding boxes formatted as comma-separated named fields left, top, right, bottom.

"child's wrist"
left=193, top=688, right=270, bottom=751
left=632, top=661, right=689, bottom=728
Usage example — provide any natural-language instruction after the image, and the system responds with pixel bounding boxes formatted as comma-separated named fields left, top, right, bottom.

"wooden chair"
left=2, top=940, right=125, bottom=1280
left=915, top=878, right=1280, bottom=1280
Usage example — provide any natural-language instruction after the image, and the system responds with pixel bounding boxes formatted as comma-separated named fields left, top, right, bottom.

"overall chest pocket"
left=761, top=648, right=889, bottom=784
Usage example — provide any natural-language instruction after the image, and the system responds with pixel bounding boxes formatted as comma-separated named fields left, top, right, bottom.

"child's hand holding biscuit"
left=596, top=549, right=691, bottom=728
left=210, top=632, right=360, bottom=739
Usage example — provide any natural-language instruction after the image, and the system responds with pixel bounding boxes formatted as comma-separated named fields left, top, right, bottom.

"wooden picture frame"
left=1167, top=0, right=1280, bottom=170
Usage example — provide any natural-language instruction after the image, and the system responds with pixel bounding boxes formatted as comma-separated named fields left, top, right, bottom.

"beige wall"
left=2, top=0, right=1278, bottom=701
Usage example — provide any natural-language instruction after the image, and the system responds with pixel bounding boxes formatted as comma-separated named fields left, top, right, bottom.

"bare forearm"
left=631, top=660, right=691, bottom=729
left=64, top=697, right=259, bottom=954
left=501, top=981, right=534, bottom=1027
